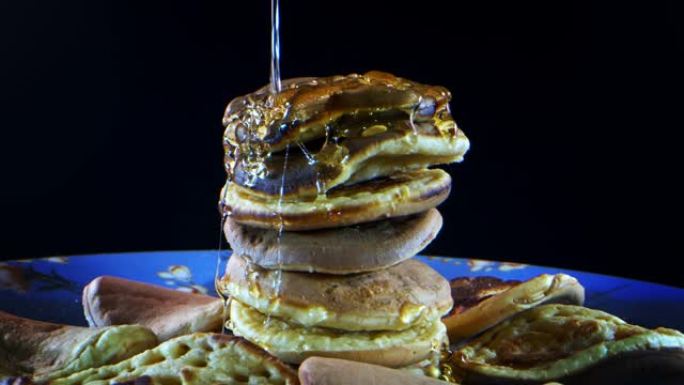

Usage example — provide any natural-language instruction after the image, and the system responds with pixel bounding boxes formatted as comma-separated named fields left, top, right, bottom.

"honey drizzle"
left=216, top=0, right=283, bottom=333
left=270, top=0, right=281, bottom=93
left=266, top=0, right=287, bottom=327
left=408, top=96, right=422, bottom=136
left=267, top=142, right=290, bottom=326
left=439, top=346, right=459, bottom=383
left=215, top=205, right=231, bottom=334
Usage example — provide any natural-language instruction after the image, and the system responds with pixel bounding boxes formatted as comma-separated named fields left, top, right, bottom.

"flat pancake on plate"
left=298, top=357, right=451, bottom=385
left=443, top=274, right=584, bottom=341
left=450, top=304, right=684, bottom=385
left=0, top=311, right=157, bottom=382
left=43, top=333, right=298, bottom=385
left=82, top=276, right=223, bottom=341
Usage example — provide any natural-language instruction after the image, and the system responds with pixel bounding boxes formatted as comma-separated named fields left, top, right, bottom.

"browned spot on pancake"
left=445, top=277, right=520, bottom=318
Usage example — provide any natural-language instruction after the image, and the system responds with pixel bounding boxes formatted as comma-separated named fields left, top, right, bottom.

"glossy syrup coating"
left=221, top=71, right=464, bottom=199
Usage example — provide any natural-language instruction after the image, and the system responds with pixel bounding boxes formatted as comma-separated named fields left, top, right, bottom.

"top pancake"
left=223, top=71, right=452, bottom=152
left=222, top=71, right=469, bottom=198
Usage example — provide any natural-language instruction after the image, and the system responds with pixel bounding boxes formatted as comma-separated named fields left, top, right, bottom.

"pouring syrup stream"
left=216, top=0, right=284, bottom=334
left=267, top=0, right=287, bottom=326
left=270, top=0, right=282, bottom=93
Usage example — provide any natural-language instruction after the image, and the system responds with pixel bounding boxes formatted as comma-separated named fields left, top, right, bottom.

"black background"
left=1, top=1, right=682, bottom=286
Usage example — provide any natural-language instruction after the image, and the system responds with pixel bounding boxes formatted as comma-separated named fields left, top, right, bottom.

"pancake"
left=223, top=71, right=453, bottom=152
left=82, top=276, right=223, bottom=341
left=0, top=311, right=158, bottom=382
left=399, top=345, right=445, bottom=379
left=223, top=208, right=443, bottom=274
left=449, top=304, right=684, bottom=385
left=229, top=300, right=447, bottom=368
left=222, top=71, right=469, bottom=199
left=220, top=168, right=451, bottom=231
left=219, top=255, right=452, bottom=331
left=442, top=274, right=585, bottom=341
left=43, top=333, right=299, bottom=385
left=444, top=276, right=521, bottom=319
left=299, top=357, right=451, bottom=385
left=228, top=126, right=468, bottom=199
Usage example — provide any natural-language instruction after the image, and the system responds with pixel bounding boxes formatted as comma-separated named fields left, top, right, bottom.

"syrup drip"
left=296, top=140, right=327, bottom=199
left=408, top=96, right=422, bottom=136
left=215, top=202, right=231, bottom=334
left=439, top=346, right=459, bottom=383
left=270, top=0, right=281, bottom=93
left=296, top=141, right=316, bottom=165
left=266, top=142, right=290, bottom=327
left=266, top=0, right=287, bottom=325
left=266, top=0, right=287, bottom=324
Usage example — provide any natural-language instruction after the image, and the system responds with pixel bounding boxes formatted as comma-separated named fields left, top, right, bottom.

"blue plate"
left=1, top=250, right=683, bottom=330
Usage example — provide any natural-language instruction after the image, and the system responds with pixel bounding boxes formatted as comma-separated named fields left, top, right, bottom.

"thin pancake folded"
left=230, top=300, right=447, bottom=367
left=219, top=255, right=452, bottom=331
left=443, top=274, right=585, bottom=341
left=220, top=169, right=451, bottom=231
left=82, top=276, right=223, bottom=341
left=450, top=304, right=684, bottom=385
left=223, top=208, right=443, bottom=274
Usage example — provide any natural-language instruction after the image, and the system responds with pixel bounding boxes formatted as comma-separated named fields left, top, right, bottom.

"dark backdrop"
left=1, top=1, right=682, bottom=286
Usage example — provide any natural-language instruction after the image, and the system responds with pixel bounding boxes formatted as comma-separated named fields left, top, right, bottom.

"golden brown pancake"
left=229, top=300, right=447, bottom=368
left=223, top=208, right=443, bottom=274
left=82, top=276, right=223, bottom=341
left=298, top=357, right=451, bottom=385
left=219, top=254, right=452, bottom=331
left=449, top=304, right=684, bottom=385
left=222, top=71, right=469, bottom=199
left=226, top=127, right=467, bottom=199
left=443, top=274, right=585, bottom=341
left=220, top=168, right=451, bottom=231
left=42, top=333, right=299, bottom=385
left=223, top=72, right=453, bottom=152
left=0, top=311, right=157, bottom=382
left=444, top=276, right=521, bottom=320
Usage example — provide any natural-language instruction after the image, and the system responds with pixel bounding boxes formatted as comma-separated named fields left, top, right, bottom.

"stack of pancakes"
left=217, top=71, right=470, bottom=372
